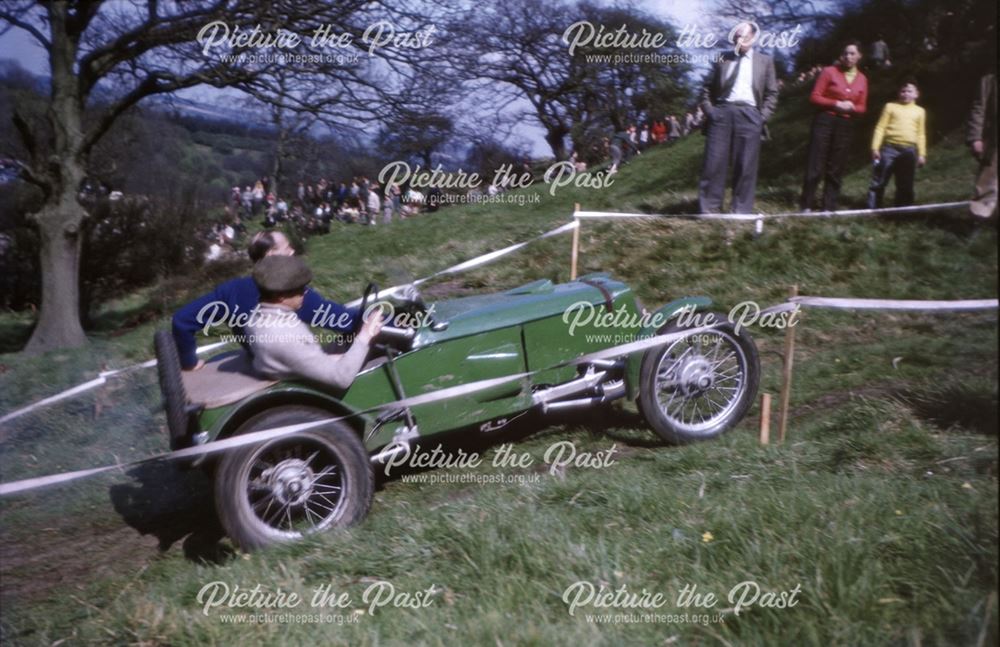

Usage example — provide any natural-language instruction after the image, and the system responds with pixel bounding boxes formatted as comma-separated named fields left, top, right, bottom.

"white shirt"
left=205, top=243, right=223, bottom=261
left=724, top=48, right=756, bottom=105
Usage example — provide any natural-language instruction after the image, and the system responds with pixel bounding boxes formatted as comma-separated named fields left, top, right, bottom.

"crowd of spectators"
left=591, top=110, right=704, bottom=175
left=203, top=174, right=444, bottom=261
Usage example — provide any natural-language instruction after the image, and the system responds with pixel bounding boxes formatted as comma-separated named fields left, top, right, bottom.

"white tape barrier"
left=0, top=341, right=231, bottom=426
left=0, top=223, right=580, bottom=425
left=792, top=296, right=999, bottom=311
left=0, top=322, right=723, bottom=497
left=417, top=220, right=580, bottom=282
left=344, top=220, right=580, bottom=307
left=0, top=377, right=110, bottom=427
left=575, top=201, right=971, bottom=222
left=753, top=297, right=998, bottom=313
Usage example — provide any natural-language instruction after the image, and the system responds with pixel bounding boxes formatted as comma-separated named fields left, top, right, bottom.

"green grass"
left=0, top=83, right=997, bottom=645
left=1, top=408, right=995, bottom=645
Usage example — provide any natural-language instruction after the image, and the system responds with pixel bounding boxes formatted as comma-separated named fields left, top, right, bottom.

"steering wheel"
left=356, top=282, right=417, bottom=347
left=357, top=282, right=378, bottom=333
left=397, top=283, right=427, bottom=312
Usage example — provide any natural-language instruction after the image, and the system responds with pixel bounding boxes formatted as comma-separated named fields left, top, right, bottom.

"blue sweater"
left=171, top=276, right=358, bottom=369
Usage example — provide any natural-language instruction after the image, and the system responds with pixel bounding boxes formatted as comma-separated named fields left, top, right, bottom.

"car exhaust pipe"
left=541, top=380, right=626, bottom=412
left=370, top=440, right=411, bottom=464
left=601, top=380, right=626, bottom=400
left=532, top=370, right=607, bottom=406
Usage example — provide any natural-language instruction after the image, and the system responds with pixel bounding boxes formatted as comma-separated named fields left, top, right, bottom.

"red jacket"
left=809, top=65, right=868, bottom=118
left=651, top=121, right=667, bottom=142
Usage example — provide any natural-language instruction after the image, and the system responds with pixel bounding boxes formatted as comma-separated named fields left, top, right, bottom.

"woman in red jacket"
left=800, top=41, right=868, bottom=211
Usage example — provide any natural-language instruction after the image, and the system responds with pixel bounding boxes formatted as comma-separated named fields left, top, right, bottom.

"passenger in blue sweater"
left=172, top=231, right=358, bottom=370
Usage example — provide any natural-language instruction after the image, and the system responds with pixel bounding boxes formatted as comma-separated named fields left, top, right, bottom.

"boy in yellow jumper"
left=867, top=80, right=927, bottom=208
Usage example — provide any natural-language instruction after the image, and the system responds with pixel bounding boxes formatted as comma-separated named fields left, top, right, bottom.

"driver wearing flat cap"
left=246, top=256, right=383, bottom=388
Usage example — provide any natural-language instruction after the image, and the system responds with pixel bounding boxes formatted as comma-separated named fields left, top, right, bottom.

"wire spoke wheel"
left=244, top=440, right=345, bottom=537
left=215, top=406, right=373, bottom=551
left=654, top=330, right=747, bottom=434
left=638, top=315, right=760, bottom=444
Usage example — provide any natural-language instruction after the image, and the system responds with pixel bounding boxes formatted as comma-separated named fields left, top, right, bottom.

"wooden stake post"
left=759, top=393, right=771, bottom=444
left=570, top=203, right=581, bottom=280
left=778, top=285, right=799, bottom=443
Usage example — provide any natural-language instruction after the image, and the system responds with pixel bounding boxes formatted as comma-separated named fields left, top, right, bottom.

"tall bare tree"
left=576, top=3, right=691, bottom=129
left=454, top=0, right=689, bottom=160
left=454, top=0, right=587, bottom=160
left=375, top=74, right=455, bottom=167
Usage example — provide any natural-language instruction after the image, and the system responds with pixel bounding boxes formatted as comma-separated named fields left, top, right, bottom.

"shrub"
left=78, top=193, right=208, bottom=323
left=0, top=182, right=210, bottom=326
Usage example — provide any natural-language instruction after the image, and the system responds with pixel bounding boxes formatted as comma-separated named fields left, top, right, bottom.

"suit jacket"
left=967, top=73, right=996, bottom=153
left=699, top=49, right=780, bottom=124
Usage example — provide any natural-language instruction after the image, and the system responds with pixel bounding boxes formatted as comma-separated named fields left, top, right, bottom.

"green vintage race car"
left=154, top=273, right=759, bottom=550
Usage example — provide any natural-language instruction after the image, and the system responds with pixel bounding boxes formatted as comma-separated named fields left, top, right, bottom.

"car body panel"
left=414, top=278, right=616, bottom=346
left=205, top=382, right=367, bottom=442
left=343, top=325, right=531, bottom=441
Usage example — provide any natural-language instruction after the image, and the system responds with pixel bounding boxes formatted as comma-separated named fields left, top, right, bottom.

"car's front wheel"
left=637, top=313, right=760, bottom=444
left=214, top=406, right=373, bottom=550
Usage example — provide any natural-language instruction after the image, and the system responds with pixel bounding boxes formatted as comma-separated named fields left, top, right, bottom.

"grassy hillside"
left=0, top=82, right=996, bottom=645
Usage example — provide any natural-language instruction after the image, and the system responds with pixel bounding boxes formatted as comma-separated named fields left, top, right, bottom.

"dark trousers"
left=867, top=144, right=917, bottom=208
left=698, top=103, right=764, bottom=214
left=800, top=112, right=855, bottom=211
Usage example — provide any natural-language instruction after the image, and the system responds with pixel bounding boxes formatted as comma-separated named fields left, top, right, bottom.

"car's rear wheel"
left=637, top=313, right=759, bottom=444
left=154, top=329, right=190, bottom=450
left=214, top=406, right=373, bottom=550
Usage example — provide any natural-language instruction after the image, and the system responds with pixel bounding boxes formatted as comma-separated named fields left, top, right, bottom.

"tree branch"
left=80, top=64, right=253, bottom=155
left=0, top=8, right=52, bottom=49
left=10, top=109, right=51, bottom=194
left=77, top=1, right=233, bottom=96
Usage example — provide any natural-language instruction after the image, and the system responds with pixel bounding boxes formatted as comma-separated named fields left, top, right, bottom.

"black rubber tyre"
left=214, top=406, right=373, bottom=551
left=154, top=329, right=190, bottom=449
left=637, top=312, right=760, bottom=444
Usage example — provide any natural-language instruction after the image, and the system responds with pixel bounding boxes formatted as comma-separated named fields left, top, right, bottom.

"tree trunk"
left=545, top=129, right=568, bottom=161
left=271, top=137, right=284, bottom=200
left=271, top=118, right=288, bottom=199
left=24, top=3, right=88, bottom=353
left=24, top=183, right=87, bottom=353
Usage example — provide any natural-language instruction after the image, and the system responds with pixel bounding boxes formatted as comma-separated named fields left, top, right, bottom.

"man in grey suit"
left=698, top=22, right=780, bottom=214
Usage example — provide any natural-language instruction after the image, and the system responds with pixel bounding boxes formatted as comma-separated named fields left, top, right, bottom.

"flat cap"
left=252, top=255, right=313, bottom=293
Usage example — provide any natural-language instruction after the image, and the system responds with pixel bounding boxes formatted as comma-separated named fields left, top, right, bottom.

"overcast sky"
left=644, top=0, right=708, bottom=30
